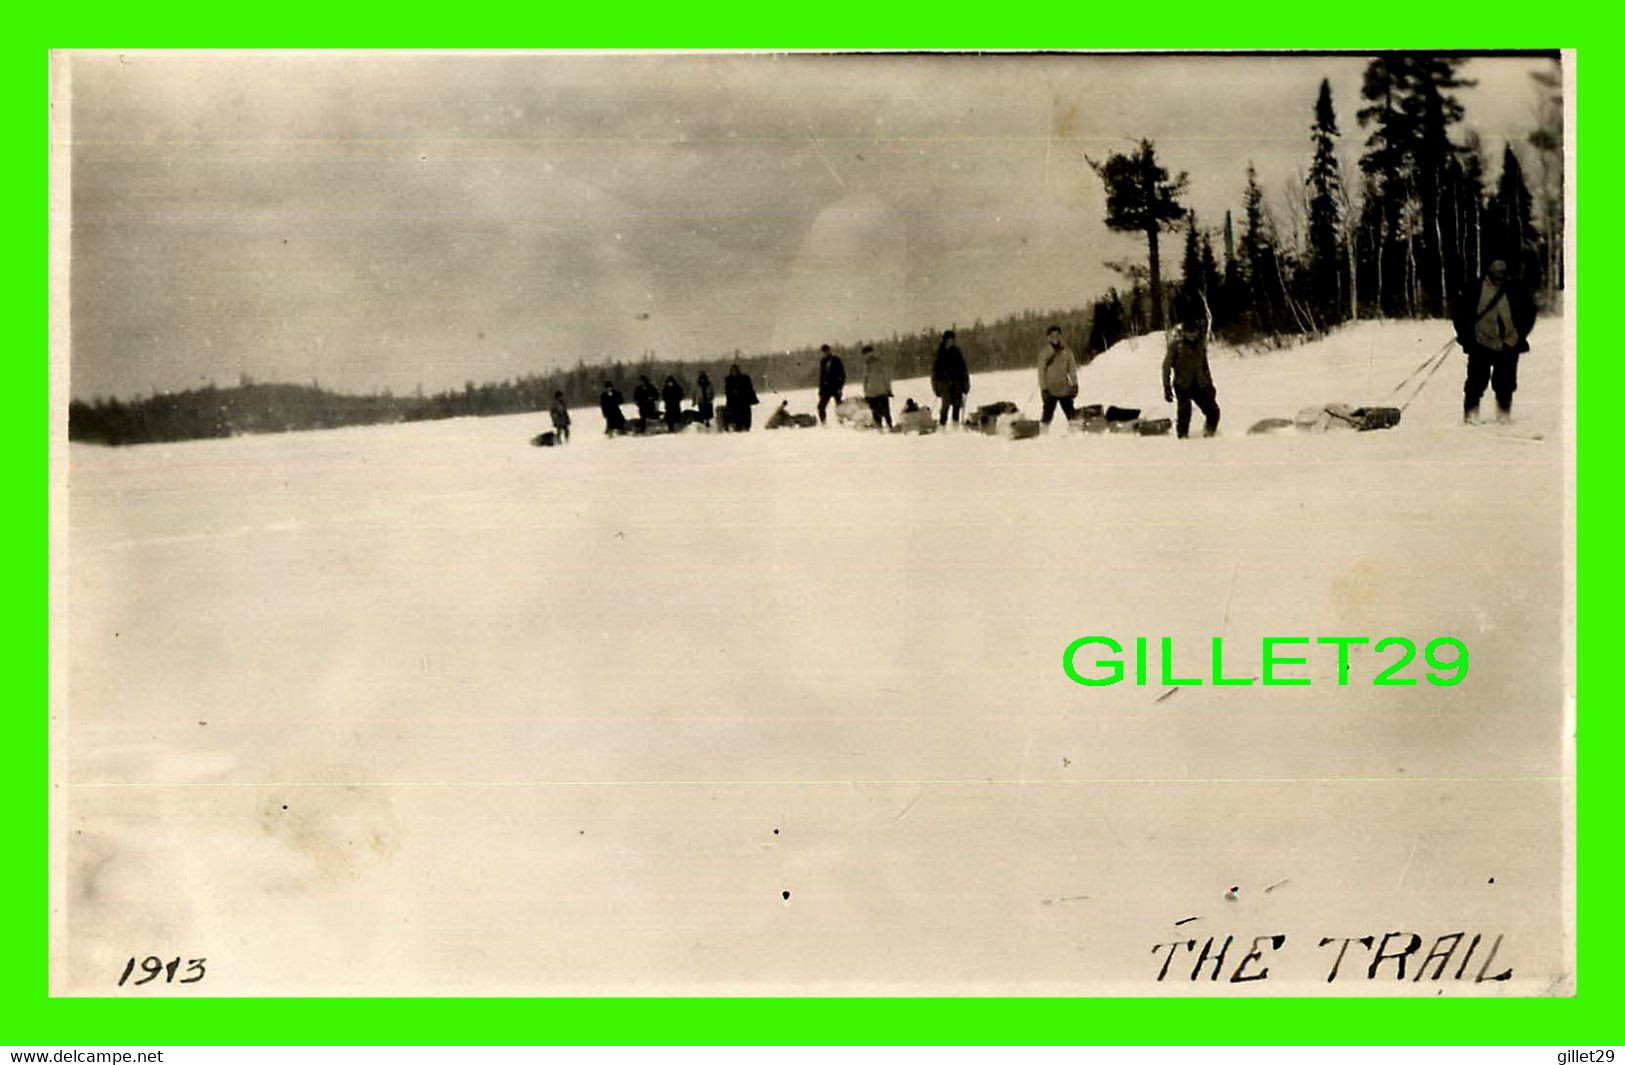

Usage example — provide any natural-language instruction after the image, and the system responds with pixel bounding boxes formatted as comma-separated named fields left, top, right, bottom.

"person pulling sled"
left=1452, top=257, right=1537, bottom=424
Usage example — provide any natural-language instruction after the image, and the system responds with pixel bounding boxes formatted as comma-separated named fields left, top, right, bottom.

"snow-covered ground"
left=56, top=318, right=1571, bottom=995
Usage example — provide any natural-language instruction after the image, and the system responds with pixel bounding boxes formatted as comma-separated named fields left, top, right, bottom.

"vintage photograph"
left=49, top=50, right=1573, bottom=995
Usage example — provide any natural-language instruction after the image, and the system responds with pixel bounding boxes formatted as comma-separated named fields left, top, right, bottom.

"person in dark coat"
left=723, top=363, right=759, bottom=431
left=816, top=344, right=846, bottom=425
left=931, top=329, right=971, bottom=427
left=695, top=371, right=715, bottom=428
left=599, top=381, right=628, bottom=435
left=1161, top=315, right=1220, bottom=439
left=632, top=375, right=660, bottom=422
left=1452, top=257, right=1537, bottom=423
left=548, top=390, right=572, bottom=444
left=660, top=375, right=685, bottom=432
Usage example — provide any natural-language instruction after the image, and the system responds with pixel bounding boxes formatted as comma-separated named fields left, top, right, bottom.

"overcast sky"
left=61, top=51, right=1558, bottom=400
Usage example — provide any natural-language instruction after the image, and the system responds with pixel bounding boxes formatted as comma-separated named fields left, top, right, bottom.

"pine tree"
left=1177, top=211, right=1205, bottom=323
left=1356, top=56, right=1474, bottom=317
left=1239, top=163, right=1277, bottom=330
left=1199, top=232, right=1224, bottom=328
left=1306, top=78, right=1344, bottom=326
left=1487, top=144, right=1538, bottom=284
left=1088, top=139, right=1190, bottom=332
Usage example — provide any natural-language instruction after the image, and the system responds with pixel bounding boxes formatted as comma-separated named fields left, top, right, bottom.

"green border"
left=22, top=5, right=1613, bottom=1045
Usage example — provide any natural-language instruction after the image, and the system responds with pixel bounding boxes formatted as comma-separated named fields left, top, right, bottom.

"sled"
left=834, top=397, right=876, bottom=429
left=998, top=415, right=1041, bottom=440
left=1134, top=418, right=1172, bottom=436
left=968, top=401, right=1020, bottom=434
left=1295, top=403, right=1404, bottom=433
left=530, top=431, right=560, bottom=447
left=1348, top=406, right=1401, bottom=431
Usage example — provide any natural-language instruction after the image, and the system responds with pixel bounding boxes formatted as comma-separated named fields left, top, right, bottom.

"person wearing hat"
left=694, top=370, right=716, bottom=428
left=1452, top=256, right=1537, bottom=424
left=723, top=362, right=759, bottom=431
left=1037, top=325, right=1079, bottom=427
left=632, top=374, right=660, bottom=423
left=660, top=374, right=686, bottom=432
left=931, top=329, right=971, bottom=428
left=599, top=380, right=628, bottom=435
left=816, top=343, right=846, bottom=425
left=548, top=390, right=572, bottom=444
left=1161, top=311, right=1220, bottom=439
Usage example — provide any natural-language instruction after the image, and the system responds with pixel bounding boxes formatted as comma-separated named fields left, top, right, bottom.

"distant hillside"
left=70, top=299, right=1131, bottom=446
left=69, top=382, right=411, bottom=446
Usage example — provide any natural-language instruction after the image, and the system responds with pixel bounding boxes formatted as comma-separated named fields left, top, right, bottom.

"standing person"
left=695, top=371, right=716, bottom=428
left=548, top=390, right=572, bottom=444
left=599, top=380, right=628, bottom=435
left=1037, top=324, right=1079, bottom=427
left=660, top=375, right=685, bottom=432
left=1452, top=257, right=1537, bottom=424
left=1161, top=314, right=1220, bottom=439
left=816, top=344, right=846, bottom=425
left=633, top=374, right=660, bottom=422
left=931, top=329, right=971, bottom=428
left=723, top=362, right=759, bottom=432
left=862, top=345, right=893, bottom=430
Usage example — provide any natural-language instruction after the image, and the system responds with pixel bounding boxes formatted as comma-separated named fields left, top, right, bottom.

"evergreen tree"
left=1088, top=139, right=1190, bottom=331
left=1487, top=143, right=1538, bottom=284
left=1356, top=55, right=1474, bottom=317
left=1199, top=232, right=1225, bottom=328
left=1239, top=163, right=1276, bottom=329
left=1453, top=132, right=1488, bottom=288
left=1306, top=78, right=1344, bottom=325
left=1177, top=211, right=1205, bottom=323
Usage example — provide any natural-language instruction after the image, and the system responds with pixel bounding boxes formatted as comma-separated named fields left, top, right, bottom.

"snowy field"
left=55, top=318, right=1572, bottom=995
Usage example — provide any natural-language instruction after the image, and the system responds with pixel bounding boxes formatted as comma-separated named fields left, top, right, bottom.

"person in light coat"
left=1037, top=325, right=1079, bottom=427
left=861, top=345, right=893, bottom=430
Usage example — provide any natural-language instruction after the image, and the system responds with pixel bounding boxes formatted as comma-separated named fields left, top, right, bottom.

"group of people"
left=813, top=331, right=973, bottom=433
left=548, top=365, right=765, bottom=442
left=547, top=326, right=1215, bottom=443
left=545, top=259, right=1536, bottom=445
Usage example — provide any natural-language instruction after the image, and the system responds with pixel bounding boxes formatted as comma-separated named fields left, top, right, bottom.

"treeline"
left=407, top=306, right=1097, bottom=422
left=1092, top=54, right=1564, bottom=346
left=68, top=381, right=409, bottom=447
left=69, top=305, right=1097, bottom=446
